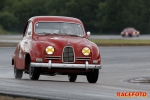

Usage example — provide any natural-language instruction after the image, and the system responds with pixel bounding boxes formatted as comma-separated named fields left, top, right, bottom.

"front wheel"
left=122, top=35, right=125, bottom=37
left=86, top=69, right=99, bottom=83
left=29, top=66, right=41, bottom=80
left=68, top=75, right=77, bottom=82
left=14, top=68, right=23, bottom=79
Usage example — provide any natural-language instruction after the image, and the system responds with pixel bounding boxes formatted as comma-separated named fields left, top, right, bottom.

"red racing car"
left=121, top=27, right=140, bottom=37
left=12, top=16, right=101, bottom=83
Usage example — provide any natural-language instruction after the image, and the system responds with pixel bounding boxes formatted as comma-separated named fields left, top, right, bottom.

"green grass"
left=90, top=39, right=150, bottom=46
left=1, top=38, right=150, bottom=47
left=0, top=38, right=21, bottom=40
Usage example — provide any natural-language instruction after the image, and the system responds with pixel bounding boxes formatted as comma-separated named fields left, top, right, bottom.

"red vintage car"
left=12, top=16, right=101, bottom=83
left=121, top=27, right=140, bottom=37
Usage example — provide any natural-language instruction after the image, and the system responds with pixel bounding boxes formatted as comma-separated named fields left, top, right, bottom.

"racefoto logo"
left=117, top=92, right=147, bottom=98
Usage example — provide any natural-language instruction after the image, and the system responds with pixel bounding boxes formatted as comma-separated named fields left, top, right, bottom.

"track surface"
left=0, top=47, right=150, bottom=100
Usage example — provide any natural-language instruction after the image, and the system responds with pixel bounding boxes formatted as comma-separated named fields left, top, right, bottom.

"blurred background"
left=0, top=0, right=150, bottom=35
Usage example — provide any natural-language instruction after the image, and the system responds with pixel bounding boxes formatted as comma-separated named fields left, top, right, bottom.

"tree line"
left=0, top=0, right=150, bottom=34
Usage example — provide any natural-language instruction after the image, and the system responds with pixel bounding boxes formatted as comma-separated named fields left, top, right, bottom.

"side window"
left=25, top=22, right=32, bottom=36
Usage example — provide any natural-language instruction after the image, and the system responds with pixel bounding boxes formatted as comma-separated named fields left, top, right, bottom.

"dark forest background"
left=0, top=0, right=150, bottom=34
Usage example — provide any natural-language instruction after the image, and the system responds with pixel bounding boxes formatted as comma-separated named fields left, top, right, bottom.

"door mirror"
left=87, top=31, right=91, bottom=37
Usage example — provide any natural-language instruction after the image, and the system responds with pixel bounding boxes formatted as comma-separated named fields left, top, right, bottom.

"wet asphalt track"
left=0, top=47, right=150, bottom=100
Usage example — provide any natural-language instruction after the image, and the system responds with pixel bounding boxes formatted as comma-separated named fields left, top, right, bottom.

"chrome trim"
left=76, top=59, right=90, bottom=60
left=62, top=46, right=75, bottom=63
left=76, top=57, right=91, bottom=58
left=45, top=56, right=61, bottom=60
left=76, top=57, right=91, bottom=61
left=85, top=61, right=88, bottom=70
left=48, top=60, right=52, bottom=69
left=30, top=60, right=101, bottom=69
left=45, top=58, right=60, bottom=60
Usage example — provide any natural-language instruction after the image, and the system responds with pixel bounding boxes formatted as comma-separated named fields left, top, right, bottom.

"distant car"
left=12, top=16, right=101, bottom=83
left=121, top=27, right=140, bottom=37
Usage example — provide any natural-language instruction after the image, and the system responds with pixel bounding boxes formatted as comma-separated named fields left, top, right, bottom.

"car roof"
left=123, top=27, right=136, bottom=31
left=29, top=16, right=83, bottom=25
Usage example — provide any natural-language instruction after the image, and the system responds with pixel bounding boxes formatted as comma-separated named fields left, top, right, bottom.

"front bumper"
left=30, top=60, right=101, bottom=70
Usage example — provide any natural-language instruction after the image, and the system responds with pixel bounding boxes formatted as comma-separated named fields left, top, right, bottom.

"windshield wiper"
left=38, top=32, right=59, bottom=35
left=67, top=34, right=80, bottom=37
left=37, top=32, right=50, bottom=35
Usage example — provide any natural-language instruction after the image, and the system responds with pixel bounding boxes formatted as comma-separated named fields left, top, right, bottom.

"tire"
left=129, top=34, right=132, bottom=37
left=29, top=66, right=41, bottom=80
left=68, top=75, right=77, bottom=82
left=86, top=69, right=99, bottom=83
left=14, top=68, right=23, bottom=79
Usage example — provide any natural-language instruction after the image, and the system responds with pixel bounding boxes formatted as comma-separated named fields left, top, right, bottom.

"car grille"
left=63, top=46, right=74, bottom=63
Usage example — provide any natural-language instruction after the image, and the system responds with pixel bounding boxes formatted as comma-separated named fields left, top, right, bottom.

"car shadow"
left=21, top=78, right=87, bottom=84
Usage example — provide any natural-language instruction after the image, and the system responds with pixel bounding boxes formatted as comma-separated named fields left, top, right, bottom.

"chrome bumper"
left=30, top=60, right=101, bottom=70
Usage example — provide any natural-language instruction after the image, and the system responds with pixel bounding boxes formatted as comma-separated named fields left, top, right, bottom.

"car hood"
left=37, top=35, right=93, bottom=49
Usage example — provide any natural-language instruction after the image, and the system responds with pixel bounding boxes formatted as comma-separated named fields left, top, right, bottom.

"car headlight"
left=82, top=47, right=91, bottom=56
left=46, top=46, right=54, bottom=54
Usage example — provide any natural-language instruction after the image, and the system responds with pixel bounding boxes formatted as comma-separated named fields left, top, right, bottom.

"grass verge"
left=0, top=39, right=150, bottom=47
left=0, top=95, right=37, bottom=100
left=0, top=42, right=18, bottom=47
left=90, top=39, right=150, bottom=46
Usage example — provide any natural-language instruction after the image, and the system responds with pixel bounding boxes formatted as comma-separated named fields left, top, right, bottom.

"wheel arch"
left=25, top=53, right=31, bottom=70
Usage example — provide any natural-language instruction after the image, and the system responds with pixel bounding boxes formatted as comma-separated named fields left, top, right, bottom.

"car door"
left=15, top=21, right=32, bottom=70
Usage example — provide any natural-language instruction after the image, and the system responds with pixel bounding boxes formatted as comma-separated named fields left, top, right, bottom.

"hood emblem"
left=67, top=42, right=70, bottom=45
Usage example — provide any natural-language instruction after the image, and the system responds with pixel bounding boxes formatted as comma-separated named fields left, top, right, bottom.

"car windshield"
left=35, top=22, right=85, bottom=37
